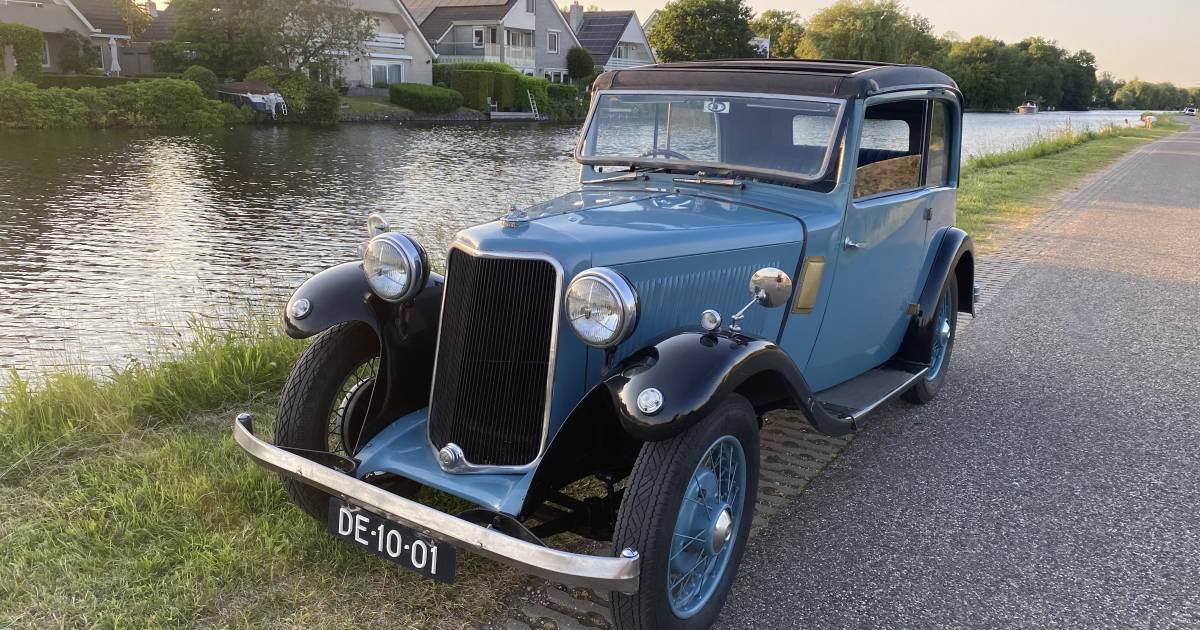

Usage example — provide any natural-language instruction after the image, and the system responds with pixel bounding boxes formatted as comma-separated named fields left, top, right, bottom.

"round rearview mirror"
left=749, top=267, right=793, bottom=308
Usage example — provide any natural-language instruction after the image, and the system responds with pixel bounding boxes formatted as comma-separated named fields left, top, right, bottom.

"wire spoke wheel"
left=327, top=357, right=379, bottom=455
left=667, top=435, right=747, bottom=618
left=927, top=286, right=955, bottom=381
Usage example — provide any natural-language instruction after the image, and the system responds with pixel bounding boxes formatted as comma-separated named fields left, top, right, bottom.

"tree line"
left=647, top=0, right=1198, bottom=112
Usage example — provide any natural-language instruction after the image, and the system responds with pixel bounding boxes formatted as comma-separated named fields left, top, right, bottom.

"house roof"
left=140, top=2, right=177, bottom=42
left=407, top=0, right=516, bottom=41
left=594, top=59, right=960, bottom=100
left=67, top=0, right=130, bottom=36
left=574, top=10, right=634, bottom=61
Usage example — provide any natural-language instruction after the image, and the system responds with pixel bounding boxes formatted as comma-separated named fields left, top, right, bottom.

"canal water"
left=0, top=110, right=1142, bottom=375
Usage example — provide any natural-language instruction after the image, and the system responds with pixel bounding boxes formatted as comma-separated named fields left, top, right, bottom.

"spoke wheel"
left=611, top=394, right=759, bottom=630
left=904, top=275, right=959, bottom=404
left=327, top=357, right=379, bottom=456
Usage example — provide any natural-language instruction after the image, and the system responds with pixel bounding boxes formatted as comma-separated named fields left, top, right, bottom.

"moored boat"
left=1017, top=100, right=1038, bottom=114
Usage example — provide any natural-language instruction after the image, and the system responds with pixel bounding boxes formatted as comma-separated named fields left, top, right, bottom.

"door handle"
left=843, top=237, right=867, bottom=250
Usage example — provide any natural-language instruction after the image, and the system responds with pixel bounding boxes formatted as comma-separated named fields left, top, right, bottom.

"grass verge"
left=958, top=116, right=1185, bottom=251
left=340, top=95, right=410, bottom=115
left=0, top=114, right=1187, bottom=627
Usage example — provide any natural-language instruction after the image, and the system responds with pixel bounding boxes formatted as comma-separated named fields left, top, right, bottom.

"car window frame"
left=575, top=89, right=850, bottom=186
left=850, top=89, right=959, bottom=203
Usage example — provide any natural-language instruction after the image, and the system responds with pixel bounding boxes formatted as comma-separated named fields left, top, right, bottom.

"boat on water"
left=1017, top=100, right=1039, bottom=114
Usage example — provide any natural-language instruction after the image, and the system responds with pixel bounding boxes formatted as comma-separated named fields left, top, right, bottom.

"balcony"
left=436, top=42, right=536, bottom=72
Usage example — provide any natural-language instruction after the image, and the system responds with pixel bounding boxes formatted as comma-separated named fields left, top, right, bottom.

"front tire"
left=904, top=275, right=959, bottom=404
left=610, top=394, right=759, bottom=630
left=275, top=322, right=400, bottom=521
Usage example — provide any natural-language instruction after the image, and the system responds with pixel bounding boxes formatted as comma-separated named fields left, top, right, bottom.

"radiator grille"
left=427, top=249, right=558, bottom=466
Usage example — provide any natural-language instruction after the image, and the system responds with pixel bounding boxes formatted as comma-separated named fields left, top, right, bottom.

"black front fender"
left=602, top=331, right=856, bottom=441
left=283, top=261, right=444, bottom=444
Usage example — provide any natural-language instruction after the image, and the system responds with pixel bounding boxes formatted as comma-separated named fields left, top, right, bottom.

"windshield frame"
left=575, top=89, right=849, bottom=186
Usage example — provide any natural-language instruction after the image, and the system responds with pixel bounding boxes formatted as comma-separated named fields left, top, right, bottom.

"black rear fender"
left=899, top=227, right=974, bottom=364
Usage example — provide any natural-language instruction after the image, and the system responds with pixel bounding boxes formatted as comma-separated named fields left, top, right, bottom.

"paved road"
left=718, top=121, right=1200, bottom=628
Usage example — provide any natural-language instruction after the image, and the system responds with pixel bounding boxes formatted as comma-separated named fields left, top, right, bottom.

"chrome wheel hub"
left=710, top=507, right=734, bottom=554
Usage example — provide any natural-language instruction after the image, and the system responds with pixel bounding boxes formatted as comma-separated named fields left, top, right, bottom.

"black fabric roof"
left=593, top=59, right=960, bottom=100
left=575, top=11, right=634, bottom=61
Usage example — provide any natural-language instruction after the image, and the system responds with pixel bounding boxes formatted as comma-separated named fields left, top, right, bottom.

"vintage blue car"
left=235, top=59, right=975, bottom=629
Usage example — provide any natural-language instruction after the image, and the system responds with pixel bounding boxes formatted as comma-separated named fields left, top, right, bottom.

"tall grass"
left=966, top=114, right=1183, bottom=170
left=0, top=316, right=301, bottom=476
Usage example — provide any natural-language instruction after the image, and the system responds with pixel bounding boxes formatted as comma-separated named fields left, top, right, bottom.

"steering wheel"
left=640, top=148, right=691, bottom=160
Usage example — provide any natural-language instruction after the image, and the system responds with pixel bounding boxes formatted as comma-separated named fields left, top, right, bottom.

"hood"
left=454, top=190, right=806, bottom=273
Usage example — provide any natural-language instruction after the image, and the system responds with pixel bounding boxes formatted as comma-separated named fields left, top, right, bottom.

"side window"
left=925, top=100, right=950, bottom=187
left=853, top=100, right=924, bottom=199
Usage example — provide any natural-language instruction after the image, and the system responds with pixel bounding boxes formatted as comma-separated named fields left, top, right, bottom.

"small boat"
left=217, top=81, right=289, bottom=119
left=1017, top=100, right=1038, bottom=115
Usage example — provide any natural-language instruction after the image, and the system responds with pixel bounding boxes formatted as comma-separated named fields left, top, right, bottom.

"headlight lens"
left=566, top=267, right=638, bottom=348
left=363, top=233, right=427, bottom=302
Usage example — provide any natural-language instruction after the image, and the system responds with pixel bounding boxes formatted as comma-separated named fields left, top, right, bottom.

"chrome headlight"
left=363, top=233, right=427, bottom=302
left=565, top=267, right=638, bottom=348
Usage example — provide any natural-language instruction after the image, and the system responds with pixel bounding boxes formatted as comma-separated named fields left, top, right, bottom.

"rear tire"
left=904, top=276, right=959, bottom=404
left=275, top=322, right=415, bottom=521
left=610, top=394, right=759, bottom=630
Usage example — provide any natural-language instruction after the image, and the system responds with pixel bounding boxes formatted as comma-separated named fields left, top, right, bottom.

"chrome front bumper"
left=232, top=414, right=640, bottom=593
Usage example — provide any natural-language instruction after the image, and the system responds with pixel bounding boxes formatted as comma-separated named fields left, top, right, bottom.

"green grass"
left=0, top=113, right=1186, bottom=627
left=958, top=115, right=1185, bottom=250
left=340, top=95, right=410, bottom=115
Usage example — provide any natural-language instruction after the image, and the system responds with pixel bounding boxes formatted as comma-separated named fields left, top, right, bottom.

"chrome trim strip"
left=233, top=415, right=640, bottom=592
left=424, top=241, right=565, bottom=475
left=849, top=367, right=929, bottom=421
left=575, top=89, right=848, bottom=185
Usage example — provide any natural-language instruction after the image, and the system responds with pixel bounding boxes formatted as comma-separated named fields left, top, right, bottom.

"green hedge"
left=135, top=72, right=182, bottom=79
left=388, top=82, right=463, bottom=114
left=495, top=73, right=518, bottom=110
left=35, top=74, right=144, bottom=89
left=432, top=64, right=452, bottom=87
left=440, top=61, right=519, bottom=75
left=181, top=65, right=218, bottom=98
left=0, top=23, right=45, bottom=81
left=0, top=78, right=247, bottom=129
left=546, top=83, right=585, bottom=121
left=450, top=69, right=494, bottom=111
left=518, top=75, right=549, bottom=115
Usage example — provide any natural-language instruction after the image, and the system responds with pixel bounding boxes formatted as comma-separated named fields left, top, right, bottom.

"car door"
left=804, top=96, right=940, bottom=391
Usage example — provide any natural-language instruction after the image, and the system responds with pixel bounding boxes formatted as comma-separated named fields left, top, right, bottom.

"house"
left=0, top=0, right=133, bottom=75
left=338, top=0, right=437, bottom=87
left=407, top=0, right=581, bottom=83
left=564, top=3, right=654, bottom=72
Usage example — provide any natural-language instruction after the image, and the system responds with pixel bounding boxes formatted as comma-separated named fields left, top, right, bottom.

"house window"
left=489, top=27, right=498, bottom=44
left=473, top=27, right=484, bottom=48
left=371, top=62, right=404, bottom=87
left=42, top=39, right=51, bottom=67
left=613, top=45, right=626, bottom=59
left=526, top=0, right=534, bottom=12
left=547, top=31, right=559, bottom=54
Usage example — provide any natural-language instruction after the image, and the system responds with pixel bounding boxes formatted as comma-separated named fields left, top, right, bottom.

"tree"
left=566, top=46, right=593, bottom=80
left=750, top=10, right=804, bottom=58
left=646, top=0, right=756, bottom=62
left=58, top=28, right=101, bottom=74
left=113, top=0, right=151, bottom=41
left=170, top=0, right=279, bottom=78
left=276, top=0, right=376, bottom=80
left=797, top=0, right=938, bottom=65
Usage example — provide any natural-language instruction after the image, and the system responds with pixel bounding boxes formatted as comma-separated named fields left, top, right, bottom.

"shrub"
left=103, top=78, right=228, bottom=128
left=373, top=80, right=389, bottom=89
left=432, top=63, right=453, bottom=86
left=566, top=46, right=594, bottom=80
left=303, top=83, right=340, bottom=125
left=35, top=74, right=142, bottom=89
left=547, top=83, right=584, bottom=121
left=450, top=69, right=494, bottom=110
left=494, top=73, right=518, bottom=110
left=0, top=23, right=45, bottom=81
left=58, top=28, right=101, bottom=74
left=135, top=72, right=182, bottom=79
left=0, top=80, right=88, bottom=128
left=388, top=82, right=463, bottom=114
left=517, top=75, right=549, bottom=114
left=277, top=74, right=314, bottom=117
left=442, top=61, right=519, bottom=75
left=181, top=65, right=218, bottom=98
left=243, top=66, right=279, bottom=85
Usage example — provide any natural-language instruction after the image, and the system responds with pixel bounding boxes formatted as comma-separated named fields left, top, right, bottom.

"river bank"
left=0, top=116, right=1184, bottom=628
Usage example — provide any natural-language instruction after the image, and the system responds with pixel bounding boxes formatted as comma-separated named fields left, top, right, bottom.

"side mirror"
left=749, top=267, right=793, bottom=309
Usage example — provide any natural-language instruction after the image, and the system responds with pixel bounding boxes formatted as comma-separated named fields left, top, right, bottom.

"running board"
left=813, top=363, right=929, bottom=423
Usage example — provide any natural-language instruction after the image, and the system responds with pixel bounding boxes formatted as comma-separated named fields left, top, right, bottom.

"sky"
left=596, top=0, right=1199, bottom=87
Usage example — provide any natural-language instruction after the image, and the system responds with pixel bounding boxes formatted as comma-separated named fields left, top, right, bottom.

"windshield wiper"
left=673, top=174, right=745, bottom=189
left=585, top=172, right=650, bottom=184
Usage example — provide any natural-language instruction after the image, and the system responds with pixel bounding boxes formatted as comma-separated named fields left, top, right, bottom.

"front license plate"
left=327, top=498, right=456, bottom=583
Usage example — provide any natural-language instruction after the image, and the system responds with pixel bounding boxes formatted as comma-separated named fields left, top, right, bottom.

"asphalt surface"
left=717, top=121, right=1200, bottom=629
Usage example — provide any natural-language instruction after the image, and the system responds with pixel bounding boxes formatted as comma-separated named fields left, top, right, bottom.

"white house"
left=340, top=0, right=437, bottom=87
left=409, top=0, right=582, bottom=83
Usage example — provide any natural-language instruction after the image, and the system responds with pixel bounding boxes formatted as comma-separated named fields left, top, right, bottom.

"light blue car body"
left=354, top=90, right=965, bottom=515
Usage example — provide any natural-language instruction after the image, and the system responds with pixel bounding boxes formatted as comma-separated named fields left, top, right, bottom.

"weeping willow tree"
left=795, top=0, right=938, bottom=65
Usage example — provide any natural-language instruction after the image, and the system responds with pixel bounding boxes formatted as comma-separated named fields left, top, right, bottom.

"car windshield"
left=579, top=92, right=845, bottom=182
